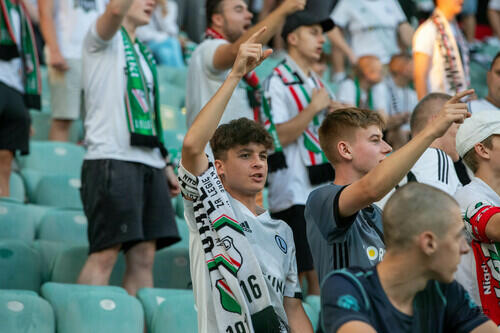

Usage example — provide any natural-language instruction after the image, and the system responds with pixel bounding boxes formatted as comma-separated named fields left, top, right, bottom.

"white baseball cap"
left=456, top=110, right=500, bottom=158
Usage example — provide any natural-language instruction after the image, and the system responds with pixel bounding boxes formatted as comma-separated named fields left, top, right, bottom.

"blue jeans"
left=147, top=37, right=185, bottom=68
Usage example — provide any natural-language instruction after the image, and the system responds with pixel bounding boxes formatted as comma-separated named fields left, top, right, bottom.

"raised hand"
left=279, top=0, right=307, bottom=14
left=230, top=27, right=273, bottom=78
left=427, top=89, right=474, bottom=139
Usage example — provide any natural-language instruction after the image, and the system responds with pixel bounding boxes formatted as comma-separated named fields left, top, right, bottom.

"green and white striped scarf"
left=261, top=58, right=334, bottom=185
left=178, top=162, right=286, bottom=333
left=0, top=0, right=41, bottom=109
left=121, top=27, right=167, bottom=157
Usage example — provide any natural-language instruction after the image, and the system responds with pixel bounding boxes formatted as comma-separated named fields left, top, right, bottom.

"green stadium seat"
left=9, top=172, right=25, bottom=203
left=32, top=175, right=82, bottom=209
left=167, top=148, right=181, bottom=167
left=0, top=289, right=55, bottom=333
left=153, top=247, right=191, bottom=289
left=17, top=141, right=85, bottom=175
left=0, top=240, right=41, bottom=292
left=29, top=112, right=84, bottom=142
left=157, top=65, right=188, bottom=88
left=170, top=217, right=189, bottom=250
left=137, top=288, right=192, bottom=333
left=304, top=295, right=320, bottom=315
left=150, top=291, right=197, bottom=333
left=174, top=195, right=184, bottom=218
left=302, top=301, right=319, bottom=332
left=0, top=201, right=36, bottom=242
left=163, top=129, right=185, bottom=151
left=37, top=209, right=88, bottom=245
left=160, top=104, right=187, bottom=132
left=159, top=83, right=186, bottom=109
left=32, top=240, right=72, bottom=283
left=254, top=55, right=284, bottom=81
left=20, top=168, right=44, bottom=201
left=42, top=282, right=142, bottom=333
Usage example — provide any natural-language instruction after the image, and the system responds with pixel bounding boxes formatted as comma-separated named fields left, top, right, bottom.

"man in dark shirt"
left=321, top=183, right=499, bottom=333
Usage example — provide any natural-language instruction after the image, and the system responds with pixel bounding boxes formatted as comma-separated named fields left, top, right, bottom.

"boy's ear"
left=338, top=141, right=353, bottom=161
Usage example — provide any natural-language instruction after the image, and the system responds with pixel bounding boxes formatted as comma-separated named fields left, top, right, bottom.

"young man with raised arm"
left=321, top=183, right=498, bottom=333
left=262, top=11, right=336, bottom=296
left=77, top=0, right=180, bottom=296
left=454, top=111, right=500, bottom=325
left=180, top=29, right=313, bottom=333
left=305, top=89, right=473, bottom=283
left=185, top=0, right=306, bottom=128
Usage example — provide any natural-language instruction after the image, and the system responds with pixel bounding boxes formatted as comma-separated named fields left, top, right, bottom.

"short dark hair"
left=206, top=0, right=224, bottom=28
left=410, top=93, right=451, bottom=134
left=210, top=118, right=274, bottom=160
left=491, top=52, right=500, bottom=71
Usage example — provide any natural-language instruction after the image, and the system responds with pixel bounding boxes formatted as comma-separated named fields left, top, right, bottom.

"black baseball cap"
left=281, top=11, right=335, bottom=40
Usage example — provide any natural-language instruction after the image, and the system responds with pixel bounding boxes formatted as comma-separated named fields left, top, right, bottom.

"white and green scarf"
left=431, top=8, right=470, bottom=94
left=121, top=27, right=167, bottom=156
left=178, top=162, right=285, bottom=333
left=0, top=0, right=41, bottom=109
left=261, top=58, right=334, bottom=185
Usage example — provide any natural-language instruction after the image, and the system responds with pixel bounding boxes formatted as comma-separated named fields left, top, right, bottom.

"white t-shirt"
left=265, top=55, right=330, bottom=212
left=136, top=1, right=179, bottom=43
left=82, top=22, right=165, bottom=168
left=413, top=18, right=466, bottom=94
left=0, top=7, right=23, bottom=92
left=182, top=179, right=301, bottom=332
left=330, top=0, right=407, bottom=64
left=185, top=39, right=252, bottom=128
left=490, top=0, right=500, bottom=10
left=383, top=76, right=418, bottom=131
left=53, top=0, right=104, bottom=59
left=469, top=99, right=500, bottom=113
left=455, top=177, right=500, bottom=307
left=375, top=148, right=461, bottom=209
left=336, top=78, right=387, bottom=112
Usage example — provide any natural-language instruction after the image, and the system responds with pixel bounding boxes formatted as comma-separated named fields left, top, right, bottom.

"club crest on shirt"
left=275, top=235, right=287, bottom=254
left=73, top=0, right=97, bottom=12
left=337, top=295, right=360, bottom=312
left=240, top=221, right=252, bottom=233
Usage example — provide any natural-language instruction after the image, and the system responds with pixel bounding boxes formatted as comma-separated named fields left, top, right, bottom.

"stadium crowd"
left=4, top=0, right=500, bottom=332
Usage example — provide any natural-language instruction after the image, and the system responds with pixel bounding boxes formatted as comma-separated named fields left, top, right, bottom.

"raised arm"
left=39, top=0, right=68, bottom=71
left=95, top=0, right=134, bottom=41
left=337, top=89, right=474, bottom=217
left=398, top=22, right=414, bottom=50
left=182, top=28, right=273, bottom=176
left=327, top=27, right=357, bottom=65
left=413, top=52, right=431, bottom=100
left=212, top=0, right=305, bottom=70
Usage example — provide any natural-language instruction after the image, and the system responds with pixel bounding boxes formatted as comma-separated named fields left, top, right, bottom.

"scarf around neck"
left=431, top=8, right=470, bottom=94
left=121, top=27, right=167, bottom=157
left=262, top=57, right=335, bottom=185
left=0, top=0, right=40, bottom=109
left=177, top=162, right=285, bottom=333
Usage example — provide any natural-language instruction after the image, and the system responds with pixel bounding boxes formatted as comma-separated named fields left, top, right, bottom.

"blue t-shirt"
left=321, top=266, right=489, bottom=333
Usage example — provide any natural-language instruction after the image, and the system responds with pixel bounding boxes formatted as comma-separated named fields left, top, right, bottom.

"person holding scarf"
left=180, top=28, right=313, bottom=333
left=336, top=55, right=387, bottom=114
left=261, top=11, right=337, bottom=297
left=413, top=0, right=470, bottom=100
left=0, top=0, right=41, bottom=197
left=77, top=0, right=180, bottom=296
left=185, top=0, right=306, bottom=130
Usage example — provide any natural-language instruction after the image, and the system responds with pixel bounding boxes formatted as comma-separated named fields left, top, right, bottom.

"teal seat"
left=9, top=172, right=25, bottom=203
left=42, top=282, right=142, bottom=333
left=167, top=148, right=181, bottom=168
left=150, top=291, right=197, bottom=333
left=0, top=240, right=41, bottom=292
left=170, top=217, right=189, bottom=250
left=302, top=301, right=319, bottom=332
left=157, top=65, right=188, bottom=88
left=160, top=104, right=187, bottom=132
left=30, top=111, right=51, bottom=141
left=254, top=55, right=284, bottom=81
left=50, top=246, right=127, bottom=286
left=304, top=295, right=320, bottom=314
left=32, top=240, right=72, bottom=283
left=17, top=141, right=85, bottom=175
left=0, top=289, right=55, bottom=333
left=137, top=288, right=193, bottom=333
left=20, top=168, right=44, bottom=202
left=0, top=201, right=36, bottom=241
left=153, top=247, right=191, bottom=289
left=159, top=83, right=186, bottom=109
left=163, top=129, right=185, bottom=151
left=37, top=209, right=88, bottom=245
left=174, top=194, right=184, bottom=218
left=32, top=175, right=82, bottom=209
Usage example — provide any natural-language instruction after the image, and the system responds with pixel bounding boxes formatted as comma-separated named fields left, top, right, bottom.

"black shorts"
left=271, top=205, right=314, bottom=273
left=80, top=159, right=180, bottom=254
left=0, top=82, right=30, bottom=154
